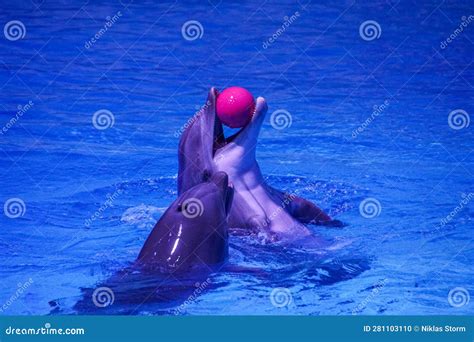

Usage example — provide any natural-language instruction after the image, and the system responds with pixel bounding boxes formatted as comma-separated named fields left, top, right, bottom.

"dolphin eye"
left=177, top=204, right=183, bottom=212
left=202, top=170, right=211, bottom=181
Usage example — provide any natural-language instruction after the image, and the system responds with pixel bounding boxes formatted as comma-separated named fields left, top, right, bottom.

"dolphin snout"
left=253, top=97, right=268, bottom=119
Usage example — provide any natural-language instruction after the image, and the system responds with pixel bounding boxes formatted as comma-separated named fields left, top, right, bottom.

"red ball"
left=216, top=87, right=255, bottom=128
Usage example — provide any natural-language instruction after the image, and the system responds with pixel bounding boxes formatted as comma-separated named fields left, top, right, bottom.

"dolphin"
left=178, top=88, right=338, bottom=242
left=69, top=173, right=234, bottom=314
left=137, top=171, right=233, bottom=272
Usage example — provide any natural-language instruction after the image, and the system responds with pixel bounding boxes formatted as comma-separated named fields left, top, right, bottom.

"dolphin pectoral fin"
left=266, top=186, right=335, bottom=226
left=318, top=219, right=345, bottom=228
left=288, top=195, right=332, bottom=224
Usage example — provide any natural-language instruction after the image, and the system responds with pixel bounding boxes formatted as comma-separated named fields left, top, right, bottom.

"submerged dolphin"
left=178, top=88, right=337, bottom=242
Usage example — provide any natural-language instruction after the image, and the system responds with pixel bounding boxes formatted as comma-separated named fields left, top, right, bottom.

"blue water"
left=1, top=0, right=473, bottom=315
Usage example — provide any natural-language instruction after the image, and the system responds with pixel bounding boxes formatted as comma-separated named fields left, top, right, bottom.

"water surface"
left=0, top=0, right=473, bottom=315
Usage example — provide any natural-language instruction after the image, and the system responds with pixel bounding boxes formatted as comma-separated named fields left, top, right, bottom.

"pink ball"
left=216, top=87, right=255, bottom=128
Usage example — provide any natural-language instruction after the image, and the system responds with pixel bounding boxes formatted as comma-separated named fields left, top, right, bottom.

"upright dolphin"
left=178, top=88, right=336, bottom=242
